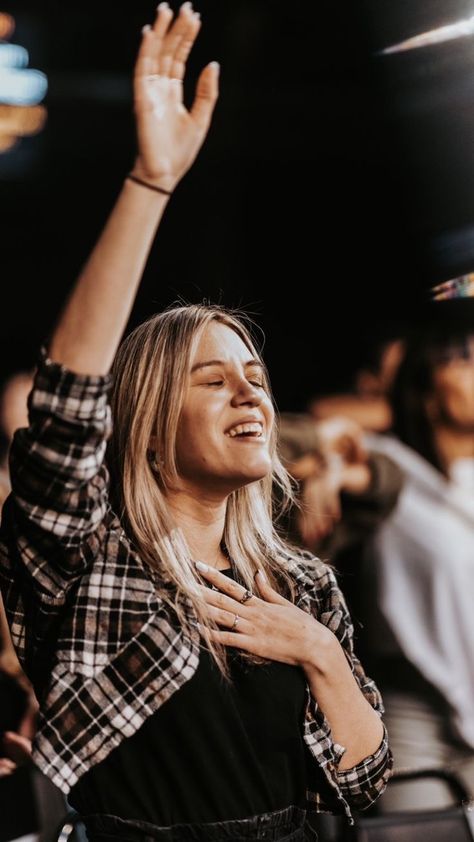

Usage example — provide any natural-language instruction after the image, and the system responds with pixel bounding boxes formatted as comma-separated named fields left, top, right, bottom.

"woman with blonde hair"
left=0, top=4, right=391, bottom=840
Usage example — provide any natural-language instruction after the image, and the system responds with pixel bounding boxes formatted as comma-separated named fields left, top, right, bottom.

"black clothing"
left=70, top=570, right=308, bottom=826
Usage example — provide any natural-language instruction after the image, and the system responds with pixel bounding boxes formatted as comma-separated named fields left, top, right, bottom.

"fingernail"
left=181, top=2, right=193, bottom=10
left=209, top=61, right=220, bottom=74
left=195, top=561, right=208, bottom=572
left=157, top=2, right=169, bottom=9
left=142, top=24, right=151, bottom=34
left=256, top=569, right=267, bottom=582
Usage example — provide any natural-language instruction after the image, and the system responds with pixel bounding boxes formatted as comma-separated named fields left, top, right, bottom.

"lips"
left=225, top=421, right=264, bottom=438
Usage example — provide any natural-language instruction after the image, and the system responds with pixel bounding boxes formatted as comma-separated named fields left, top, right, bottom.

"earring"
left=147, top=451, right=162, bottom=472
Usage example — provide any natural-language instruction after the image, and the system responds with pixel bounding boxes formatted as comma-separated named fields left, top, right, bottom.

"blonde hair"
left=109, top=303, right=298, bottom=676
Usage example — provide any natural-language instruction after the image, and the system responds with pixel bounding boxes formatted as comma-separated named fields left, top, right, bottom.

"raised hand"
left=131, top=2, right=219, bottom=191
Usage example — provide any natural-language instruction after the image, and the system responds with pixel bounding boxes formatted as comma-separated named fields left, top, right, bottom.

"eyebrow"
left=190, top=358, right=264, bottom=374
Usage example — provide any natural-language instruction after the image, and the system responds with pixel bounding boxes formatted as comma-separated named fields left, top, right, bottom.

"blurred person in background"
left=363, top=303, right=474, bottom=811
left=0, top=369, right=34, bottom=708
left=0, top=375, right=67, bottom=837
left=0, top=368, right=35, bottom=753
left=282, top=302, right=474, bottom=812
left=278, top=413, right=403, bottom=563
left=0, top=371, right=34, bottom=511
left=308, top=335, right=404, bottom=434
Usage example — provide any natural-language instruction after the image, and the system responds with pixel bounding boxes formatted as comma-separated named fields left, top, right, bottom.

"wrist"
left=299, top=620, right=338, bottom=675
left=129, top=159, right=177, bottom=194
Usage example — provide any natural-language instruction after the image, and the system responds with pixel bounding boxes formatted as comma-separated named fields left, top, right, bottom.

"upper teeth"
left=226, top=422, right=263, bottom=437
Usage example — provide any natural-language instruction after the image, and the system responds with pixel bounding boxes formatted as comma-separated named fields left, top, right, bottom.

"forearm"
left=49, top=177, right=169, bottom=375
left=302, top=627, right=384, bottom=770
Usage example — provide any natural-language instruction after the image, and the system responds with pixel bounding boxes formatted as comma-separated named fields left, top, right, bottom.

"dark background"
left=1, top=0, right=474, bottom=409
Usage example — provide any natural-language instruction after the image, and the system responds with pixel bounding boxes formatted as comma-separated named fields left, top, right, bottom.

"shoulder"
left=278, top=548, right=359, bottom=652
left=277, top=548, right=350, bottom=624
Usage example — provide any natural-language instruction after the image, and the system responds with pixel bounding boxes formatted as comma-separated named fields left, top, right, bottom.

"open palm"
left=132, top=2, right=219, bottom=191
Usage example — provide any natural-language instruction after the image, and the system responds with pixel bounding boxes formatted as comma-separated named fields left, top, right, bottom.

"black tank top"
left=69, top=569, right=309, bottom=824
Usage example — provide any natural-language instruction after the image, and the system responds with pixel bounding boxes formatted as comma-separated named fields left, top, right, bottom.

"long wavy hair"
left=108, top=303, right=298, bottom=676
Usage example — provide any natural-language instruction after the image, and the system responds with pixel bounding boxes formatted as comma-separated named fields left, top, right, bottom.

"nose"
left=231, top=378, right=263, bottom=407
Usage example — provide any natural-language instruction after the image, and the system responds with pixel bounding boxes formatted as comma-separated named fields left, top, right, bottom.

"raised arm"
left=49, top=2, right=218, bottom=375
left=1, top=4, right=218, bottom=595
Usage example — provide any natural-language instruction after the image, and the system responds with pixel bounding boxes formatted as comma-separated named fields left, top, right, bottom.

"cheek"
left=441, top=376, right=473, bottom=408
left=264, top=400, right=275, bottom=432
left=176, top=409, right=220, bottom=458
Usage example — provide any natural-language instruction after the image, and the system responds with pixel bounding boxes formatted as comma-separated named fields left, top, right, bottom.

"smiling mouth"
left=225, top=422, right=264, bottom=439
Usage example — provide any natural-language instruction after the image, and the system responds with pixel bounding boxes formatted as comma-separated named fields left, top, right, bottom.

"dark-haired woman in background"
left=362, top=305, right=474, bottom=811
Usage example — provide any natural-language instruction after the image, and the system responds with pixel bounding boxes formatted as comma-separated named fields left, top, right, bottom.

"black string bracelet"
left=127, top=173, right=172, bottom=196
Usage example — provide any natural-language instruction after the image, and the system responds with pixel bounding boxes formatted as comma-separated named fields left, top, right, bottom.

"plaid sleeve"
left=288, top=553, right=392, bottom=819
left=7, top=349, right=113, bottom=594
left=335, top=723, right=391, bottom=811
left=324, top=568, right=393, bottom=810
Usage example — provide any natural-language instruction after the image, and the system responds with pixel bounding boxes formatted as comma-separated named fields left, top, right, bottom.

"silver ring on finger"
left=239, top=589, right=253, bottom=604
left=231, top=613, right=240, bottom=631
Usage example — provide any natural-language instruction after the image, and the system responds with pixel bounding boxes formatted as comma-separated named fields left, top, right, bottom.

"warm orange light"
left=0, top=11, right=15, bottom=39
left=0, top=133, right=16, bottom=152
left=0, top=15, right=48, bottom=154
left=0, top=104, right=47, bottom=135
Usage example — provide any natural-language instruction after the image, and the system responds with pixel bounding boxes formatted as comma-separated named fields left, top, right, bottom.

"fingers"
left=253, top=570, right=287, bottom=604
left=0, top=757, right=16, bottom=777
left=204, top=627, right=251, bottom=649
left=195, top=562, right=255, bottom=604
left=134, top=3, right=219, bottom=132
left=190, top=62, right=219, bottom=133
left=170, top=14, right=201, bottom=81
left=315, top=416, right=367, bottom=463
left=2, top=731, right=32, bottom=763
left=134, top=5, right=172, bottom=85
left=204, top=604, right=253, bottom=636
left=136, top=3, right=200, bottom=82
left=159, top=5, right=201, bottom=80
left=152, top=2, right=175, bottom=40
left=195, top=562, right=287, bottom=608
left=198, top=584, right=246, bottom=616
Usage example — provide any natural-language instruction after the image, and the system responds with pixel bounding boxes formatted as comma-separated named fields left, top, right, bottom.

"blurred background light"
left=380, top=14, right=474, bottom=54
left=0, top=11, right=14, bottom=39
left=0, top=67, right=47, bottom=105
left=0, top=42, right=28, bottom=67
left=0, top=102, right=46, bottom=140
left=0, top=11, right=47, bottom=155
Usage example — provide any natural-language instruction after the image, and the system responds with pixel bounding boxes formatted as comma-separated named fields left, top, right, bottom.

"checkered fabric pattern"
left=0, top=352, right=392, bottom=822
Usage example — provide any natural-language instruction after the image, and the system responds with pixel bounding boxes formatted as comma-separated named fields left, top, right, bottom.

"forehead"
left=191, top=321, right=255, bottom=365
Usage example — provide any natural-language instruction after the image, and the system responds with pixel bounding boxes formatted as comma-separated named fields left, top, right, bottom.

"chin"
left=233, top=460, right=272, bottom=487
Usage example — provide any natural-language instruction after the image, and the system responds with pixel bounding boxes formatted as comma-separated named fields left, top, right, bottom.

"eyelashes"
left=205, top=379, right=265, bottom=389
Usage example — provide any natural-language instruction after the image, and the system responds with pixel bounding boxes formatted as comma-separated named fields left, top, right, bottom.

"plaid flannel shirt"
left=0, top=352, right=392, bottom=822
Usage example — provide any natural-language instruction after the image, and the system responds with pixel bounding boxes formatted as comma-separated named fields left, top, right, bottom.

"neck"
left=433, top=425, right=474, bottom=470
left=166, top=486, right=230, bottom=570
